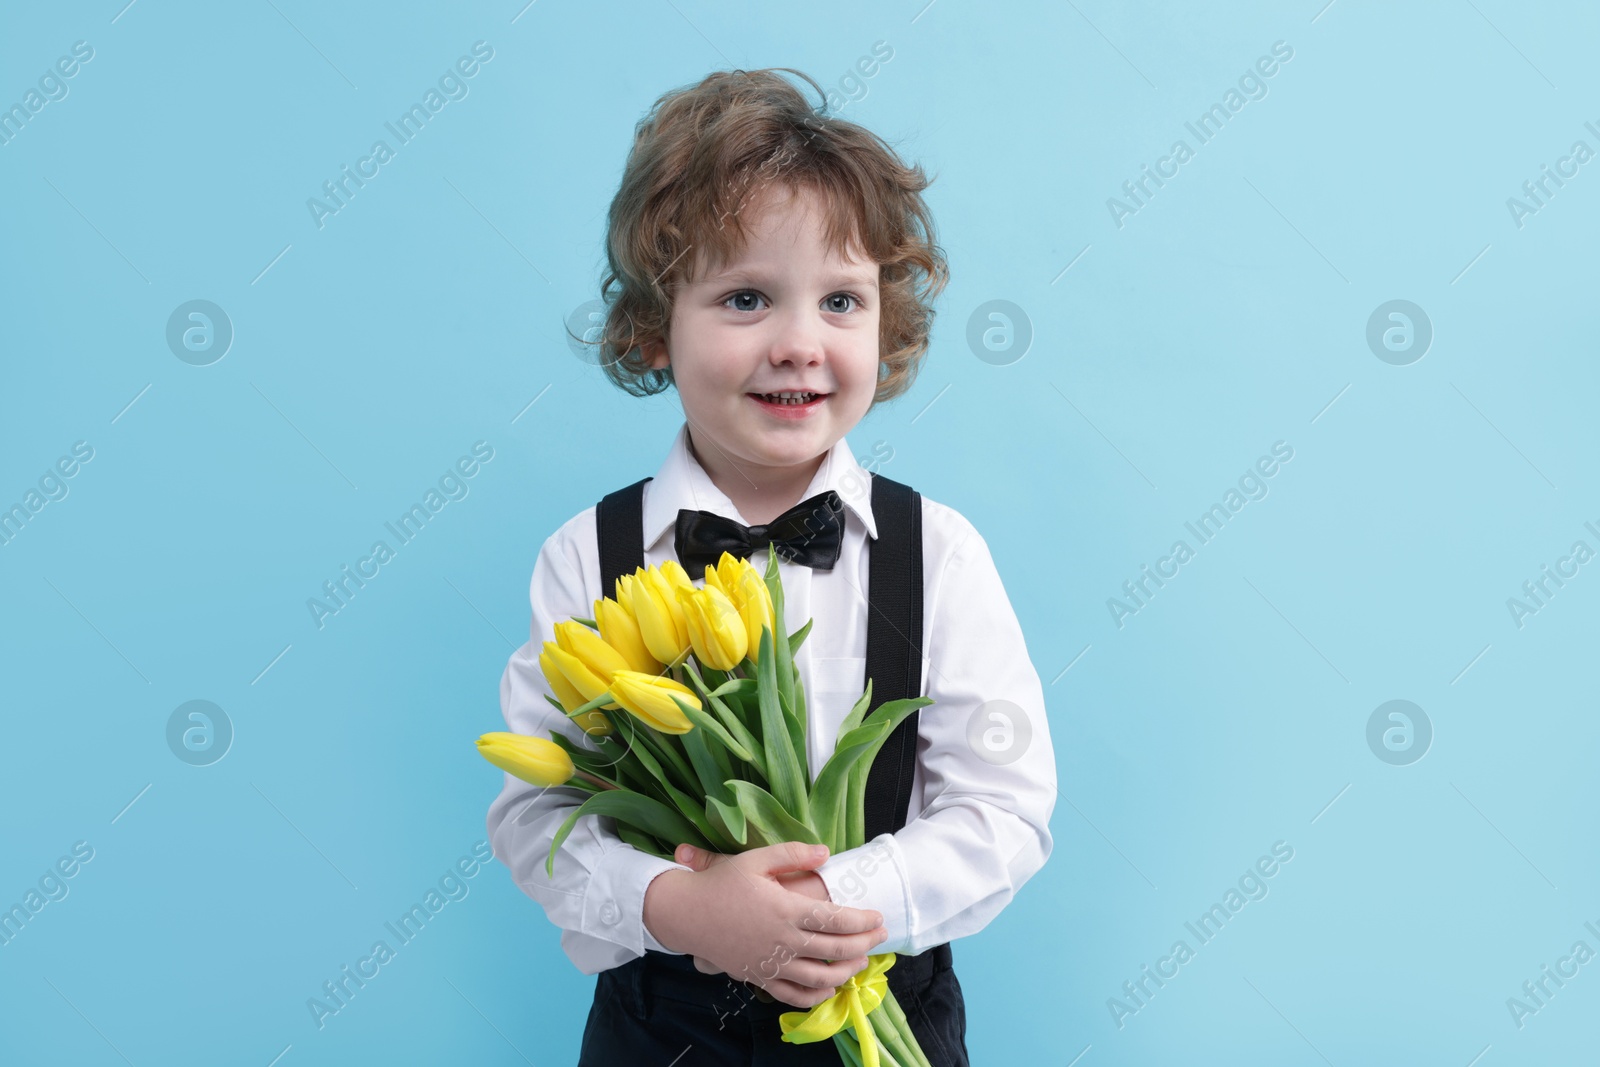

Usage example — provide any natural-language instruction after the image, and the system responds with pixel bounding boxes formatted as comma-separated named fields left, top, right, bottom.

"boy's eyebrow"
left=702, top=266, right=880, bottom=289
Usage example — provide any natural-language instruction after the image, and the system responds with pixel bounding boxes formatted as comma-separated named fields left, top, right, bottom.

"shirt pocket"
left=806, top=656, right=868, bottom=768
left=809, top=656, right=868, bottom=715
left=810, top=655, right=935, bottom=715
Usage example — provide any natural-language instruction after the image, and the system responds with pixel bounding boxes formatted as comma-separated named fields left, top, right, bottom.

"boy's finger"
left=747, top=840, right=829, bottom=877
left=780, top=956, right=868, bottom=991
left=795, top=900, right=883, bottom=935
left=787, top=928, right=887, bottom=962
left=762, top=978, right=841, bottom=1011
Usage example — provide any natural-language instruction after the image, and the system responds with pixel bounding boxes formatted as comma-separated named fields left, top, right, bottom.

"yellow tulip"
left=539, top=647, right=589, bottom=713
left=554, top=619, right=631, bottom=682
left=538, top=653, right=613, bottom=733
left=476, top=732, right=574, bottom=787
left=542, top=641, right=619, bottom=711
left=595, top=594, right=662, bottom=675
left=677, top=584, right=748, bottom=671
left=572, top=710, right=613, bottom=737
left=705, top=553, right=776, bottom=664
left=779, top=954, right=896, bottom=1067
left=538, top=646, right=614, bottom=736
left=607, top=669, right=699, bottom=734
left=621, top=566, right=692, bottom=664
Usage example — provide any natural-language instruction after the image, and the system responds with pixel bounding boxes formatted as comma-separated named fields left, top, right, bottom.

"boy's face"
left=643, top=183, right=881, bottom=488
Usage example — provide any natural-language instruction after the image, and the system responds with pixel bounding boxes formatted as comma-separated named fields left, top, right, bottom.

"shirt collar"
left=641, top=422, right=878, bottom=553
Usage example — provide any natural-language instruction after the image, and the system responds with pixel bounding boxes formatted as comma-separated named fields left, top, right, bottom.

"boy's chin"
left=736, top=430, right=835, bottom=466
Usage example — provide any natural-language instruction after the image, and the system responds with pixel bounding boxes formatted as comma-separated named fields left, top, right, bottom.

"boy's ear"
left=642, top=337, right=668, bottom=369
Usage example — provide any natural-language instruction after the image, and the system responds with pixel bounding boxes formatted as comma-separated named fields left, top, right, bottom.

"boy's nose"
left=768, top=313, right=825, bottom=365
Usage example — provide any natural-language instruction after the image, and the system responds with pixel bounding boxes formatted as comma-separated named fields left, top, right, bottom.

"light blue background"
left=3, top=1, right=1597, bottom=1064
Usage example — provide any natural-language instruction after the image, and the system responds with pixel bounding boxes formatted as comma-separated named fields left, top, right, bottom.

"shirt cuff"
left=582, top=845, right=691, bottom=957
left=815, top=834, right=913, bottom=953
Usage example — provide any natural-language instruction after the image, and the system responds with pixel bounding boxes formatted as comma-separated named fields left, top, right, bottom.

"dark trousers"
left=577, top=942, right=969, bottom=1066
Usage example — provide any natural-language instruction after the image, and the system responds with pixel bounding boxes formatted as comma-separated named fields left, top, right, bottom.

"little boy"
left=486, top=67, right=1056, bottom=1065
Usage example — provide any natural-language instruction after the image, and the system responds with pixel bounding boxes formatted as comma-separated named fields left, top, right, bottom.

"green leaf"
left=629, top=717, right=700, bottom=797
left=809, top=718, right=894, bottom=852
left=844, top=696, right=935, bottom=850
left=720, top=683, right=761, bottom=737
left=615, top=823, right=674, bottom=860
left=755, top=624, right=808, bottom=822
left=708, top=729, right=735, bottom=781
left=710, top=677, right=758, bottom=700
left=707, top=792, right=747, bottom=847
left=783, top=666, right=810, bottom=790
left=724, top=780, right=822, bottom=848
left=814, top=695, right=933, bottom=852
left=837, top=677, right=875, bottom=739
left=547, top=789, right=701, bottom=876
left=660, top=778, right=736, bottom=853
left=862, top=696, right=936, bottom=730
left=606, top=715, right=729, bottom=851
left=678, top=735, right=745, bottom=857
left=572, top=615, right=598, bottom=630
left=674, top=696, right=759, bottom=768
left=681, top=722, right=734, bottom=805
left=762, top=551, right=798, bottom=737
left=603, top=719, right=677, bottom=806
left=787, top=617, right=814, bottom=657
left=546, top=732, right=620, bottom=784
left=680, top=660, right=766, bottom=776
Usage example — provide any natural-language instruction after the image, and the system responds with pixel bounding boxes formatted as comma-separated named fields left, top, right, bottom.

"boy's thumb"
left=675, top=844, right=716, bottom=871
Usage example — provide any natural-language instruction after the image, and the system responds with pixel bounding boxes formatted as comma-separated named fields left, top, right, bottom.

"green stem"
left=879, top=993, right=933, bottom=1067
left=871, top=1010, right=914, bottom=1067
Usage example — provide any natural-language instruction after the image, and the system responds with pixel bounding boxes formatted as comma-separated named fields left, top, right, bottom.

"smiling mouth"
left=748, top=391, right=827, bottom=406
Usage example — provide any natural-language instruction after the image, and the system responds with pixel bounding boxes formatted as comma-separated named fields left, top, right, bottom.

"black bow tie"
left=675, top=490, right=846, bottom=572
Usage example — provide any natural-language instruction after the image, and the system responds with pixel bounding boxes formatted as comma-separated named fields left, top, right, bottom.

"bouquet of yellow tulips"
left=476, top=549, right=934, bottom=1067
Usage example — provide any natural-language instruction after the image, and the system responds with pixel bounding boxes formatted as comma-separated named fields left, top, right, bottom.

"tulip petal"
left=554, top=619, right=631, bottom=682
left=608, top=669, right=697, bottom=734
left=596, top=595, right=662, bottom=675
left=476, top=732, right=574, bottom=787
left=539, top=647, right=588, bottom=713
left=543, top=642, right=619, bottom=710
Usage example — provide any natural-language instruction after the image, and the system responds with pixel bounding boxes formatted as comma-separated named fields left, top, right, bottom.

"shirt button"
left=599, top=900, right=620, bottom=925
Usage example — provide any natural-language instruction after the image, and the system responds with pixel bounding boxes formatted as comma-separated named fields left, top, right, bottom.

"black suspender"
left=594, top=473, right=924, bottom=838
left=596, top=476, right=652, bottom=598
left=860, top=474, right=924, bottom=841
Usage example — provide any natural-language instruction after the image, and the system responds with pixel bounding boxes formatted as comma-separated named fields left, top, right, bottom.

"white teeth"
left=759, top=392, right=819, bottom=405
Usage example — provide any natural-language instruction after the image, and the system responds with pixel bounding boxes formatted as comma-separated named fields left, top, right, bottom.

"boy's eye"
left=721, top=290, right=864, bottom=314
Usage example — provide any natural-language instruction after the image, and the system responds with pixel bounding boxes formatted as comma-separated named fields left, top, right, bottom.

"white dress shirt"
left=486, top=422, right=1057, bottom=975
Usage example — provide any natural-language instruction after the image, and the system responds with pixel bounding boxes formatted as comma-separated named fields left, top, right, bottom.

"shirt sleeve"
left=484, top=525, right=692, bottom=975
left=816, top=522, right=1057, bottom=955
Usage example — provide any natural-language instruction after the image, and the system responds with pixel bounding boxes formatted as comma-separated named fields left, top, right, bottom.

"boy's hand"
left=642, top=841, right=888, bottom=1009
left=676, top=843, right=832, bottom=901
left=674, top=844, right=832, bottom=977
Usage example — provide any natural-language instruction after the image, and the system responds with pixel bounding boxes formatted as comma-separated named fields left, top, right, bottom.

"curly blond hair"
left=588, top=67, right=949, bottom=405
